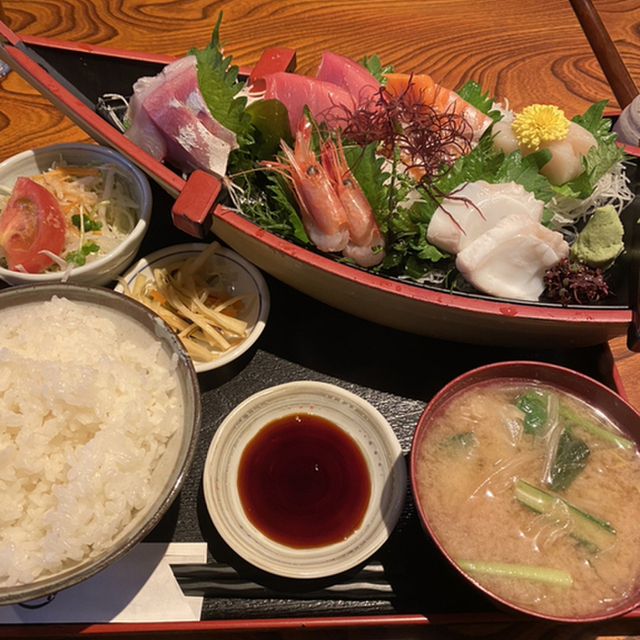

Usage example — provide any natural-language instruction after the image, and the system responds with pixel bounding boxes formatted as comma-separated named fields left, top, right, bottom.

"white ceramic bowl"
left=116, top=243, right=270, bottom=373
left=203, top=381, right=406, bottom=579
left=0, top=283, right=200, bottom=605
left=0, top=143, right=152, bottom=286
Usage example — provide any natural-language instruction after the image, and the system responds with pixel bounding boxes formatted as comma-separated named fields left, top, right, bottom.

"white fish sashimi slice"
left=427, top=181, right=544, bottom=254
left=456, top=213, right=569, bottom=301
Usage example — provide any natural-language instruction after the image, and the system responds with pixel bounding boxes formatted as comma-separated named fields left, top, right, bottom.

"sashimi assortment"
left=122, top=18, right=633, bottom=304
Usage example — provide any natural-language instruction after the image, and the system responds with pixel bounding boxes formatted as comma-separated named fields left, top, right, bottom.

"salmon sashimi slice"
left=383, top=72, right=493, bottom=144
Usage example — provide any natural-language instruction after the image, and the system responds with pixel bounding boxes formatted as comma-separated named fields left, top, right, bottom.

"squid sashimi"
left=455, top=213, right=569, bottom=301
left=263, top=72, right=356, bottom=137
left=322, top=137, right=385, bottom=267
left=427, top=181, right=544, bottom=255
left=126, top=56, right=238, bottom=177
left=383, top=73, right=493, bottom=144
left=316, top=51, right=381, bottom=104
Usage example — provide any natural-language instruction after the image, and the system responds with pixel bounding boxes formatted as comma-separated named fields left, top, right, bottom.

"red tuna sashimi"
left=263, top=72, right=356, bottom=135
left=316, top=51, right=381, bottom=104
left=125, top=56, right=237, bottom=177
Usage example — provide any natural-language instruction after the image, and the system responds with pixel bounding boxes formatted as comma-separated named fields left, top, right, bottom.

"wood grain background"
left=2, top=0, right=640, bottom=150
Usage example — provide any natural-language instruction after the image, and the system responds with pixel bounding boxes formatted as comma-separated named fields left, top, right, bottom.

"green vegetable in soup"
left=456, top=560, right=573, bottom=587
left=515, top=390, right=549, bottom=435
left=559, top=406, right=634, bottom=450
left=437, top=431, right=478, bottom=457
left=549, top=427, right=590, bottom=492
left=515, top=479, right=616, bottom=552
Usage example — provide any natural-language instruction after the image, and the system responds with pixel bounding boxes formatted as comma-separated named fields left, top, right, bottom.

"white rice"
left=0, top=295, right=182, bottom=587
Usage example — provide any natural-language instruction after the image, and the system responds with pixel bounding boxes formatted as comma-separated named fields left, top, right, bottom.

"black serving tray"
left=130, top=181, right=620, bottom=624
left=1, top=26, right=638, bottom=629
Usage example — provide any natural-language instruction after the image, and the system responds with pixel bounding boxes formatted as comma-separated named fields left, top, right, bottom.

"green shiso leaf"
left=343, top=142, right=390, bottom=228
left=360, top=54, right=393, bottom=84
left=191, top=13, right=253, bottom=147
left=245, top=99, right=293, bottom=161
left=456, top=80, right=501, bottom=121
left=554, top=100, right=628, bottom=199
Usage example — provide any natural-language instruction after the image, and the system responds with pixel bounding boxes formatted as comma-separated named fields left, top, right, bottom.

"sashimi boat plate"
left=1, top=24, right=639, bottom=348
left=206, top=191, right=638, bottom=348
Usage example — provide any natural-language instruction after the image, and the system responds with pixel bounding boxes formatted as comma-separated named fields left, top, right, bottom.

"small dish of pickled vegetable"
left=410, top=361, right=640, bottom=622
left=0, top=143, right=152, bottom=286
left=116, top=242, right=270, bottom=373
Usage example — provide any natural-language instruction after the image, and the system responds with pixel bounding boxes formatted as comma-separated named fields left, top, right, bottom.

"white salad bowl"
left=203, top=380, right=407, bottom=579
left=0, top=142, right=152, bottom=286
left=116, top=243, right=270, bottom=373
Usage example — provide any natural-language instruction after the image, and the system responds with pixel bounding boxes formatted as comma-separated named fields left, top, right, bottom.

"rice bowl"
left=0, top=283, right=200, bottom=604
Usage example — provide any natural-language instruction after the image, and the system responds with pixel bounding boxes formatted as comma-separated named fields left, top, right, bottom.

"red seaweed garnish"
left=323, top=78, right=480, bottom=230
left=325, top=79, right=472, bottom=182
left=543, top=258, right=610, bottom=306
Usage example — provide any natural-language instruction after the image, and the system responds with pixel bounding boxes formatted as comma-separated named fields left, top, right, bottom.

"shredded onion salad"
left=0, top=160, right=139, bottom=274
left=118, top=242, right=251, bottom=363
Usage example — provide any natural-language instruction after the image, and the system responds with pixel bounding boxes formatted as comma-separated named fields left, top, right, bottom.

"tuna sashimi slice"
left=315, top=51, right=381, bottom=104
left=263, top=72, right=356, bottom=135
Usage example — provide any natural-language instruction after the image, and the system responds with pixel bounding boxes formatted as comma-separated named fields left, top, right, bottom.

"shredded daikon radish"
left=0, top=159, right=140, bottom=271
left=119, top=243, right=251, bottom=362
left=548, top=162, right=634, bottom=237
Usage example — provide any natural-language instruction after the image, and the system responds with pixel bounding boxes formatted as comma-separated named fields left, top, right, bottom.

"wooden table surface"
left=2, top=1, right=640, bottom=637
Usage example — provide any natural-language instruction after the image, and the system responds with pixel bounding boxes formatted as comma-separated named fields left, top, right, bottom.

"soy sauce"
left=237, top=413, right=371, bottom=548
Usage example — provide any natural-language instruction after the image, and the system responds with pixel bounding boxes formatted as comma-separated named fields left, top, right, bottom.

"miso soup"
left=413, top=380, right=640, bottom=619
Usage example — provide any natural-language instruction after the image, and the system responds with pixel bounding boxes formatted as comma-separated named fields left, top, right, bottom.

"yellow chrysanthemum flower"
left=511, top=104, right=570, bottom=150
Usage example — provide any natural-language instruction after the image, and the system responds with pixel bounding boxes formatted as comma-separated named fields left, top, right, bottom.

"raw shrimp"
left=263, top=117, right=350, bottom=253
left=321, top=136, right=385, bottom=267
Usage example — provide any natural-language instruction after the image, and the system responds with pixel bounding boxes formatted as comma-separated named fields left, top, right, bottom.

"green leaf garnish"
left=71, top=214, right=103, bottom=232
left=457, top=80, right=501, bottom=121
left=360, top=54, right=393, bottom=84
left=66, top=241, right=100, bottom=266
left=191, top=13, right=252, bottom=146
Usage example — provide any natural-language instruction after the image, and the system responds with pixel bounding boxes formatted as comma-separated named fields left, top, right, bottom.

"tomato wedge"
left=0, top=177, right=66, bottom=273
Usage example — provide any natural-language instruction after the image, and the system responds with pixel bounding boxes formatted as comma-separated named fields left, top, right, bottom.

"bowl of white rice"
left=0, top=282, right=200, bottom=605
